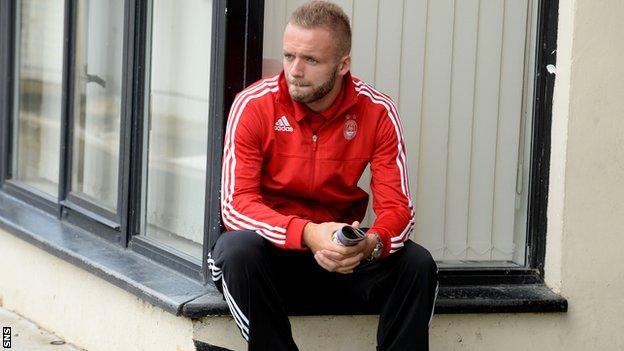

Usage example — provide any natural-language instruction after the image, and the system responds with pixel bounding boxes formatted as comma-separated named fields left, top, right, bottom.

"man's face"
left=282, top=23, right=347, bottom=104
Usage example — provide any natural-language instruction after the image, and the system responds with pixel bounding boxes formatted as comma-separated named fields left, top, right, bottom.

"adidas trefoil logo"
left=274, top=116, right=294, bottom=132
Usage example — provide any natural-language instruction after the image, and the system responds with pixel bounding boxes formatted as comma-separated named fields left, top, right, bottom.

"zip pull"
left=312, top=133, right=318, bottom=151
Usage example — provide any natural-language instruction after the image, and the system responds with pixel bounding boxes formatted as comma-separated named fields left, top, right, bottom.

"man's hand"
left=303, top=221, right=377, bottom=274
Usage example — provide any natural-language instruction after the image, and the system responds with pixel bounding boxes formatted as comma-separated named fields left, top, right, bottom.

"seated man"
left=209, top=1, right=438, bottom=350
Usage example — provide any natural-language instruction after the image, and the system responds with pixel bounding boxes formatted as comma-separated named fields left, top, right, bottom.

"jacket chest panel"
left=269, top=113, right=374, bottom=161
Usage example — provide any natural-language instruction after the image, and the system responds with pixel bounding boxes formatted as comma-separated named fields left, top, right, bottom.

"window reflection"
left=70, top=0, right=124, bottom=211
left=12, top=0, right=64, bottom=196
left=141, top=0, right=212, bottom=260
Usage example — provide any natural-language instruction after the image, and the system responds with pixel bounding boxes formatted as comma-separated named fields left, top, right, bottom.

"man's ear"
left=338, top=55, right=351, bottom=76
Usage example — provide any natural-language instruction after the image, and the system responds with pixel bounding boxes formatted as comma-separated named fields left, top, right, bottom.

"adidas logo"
left=274, top=116, right=294, bottom=132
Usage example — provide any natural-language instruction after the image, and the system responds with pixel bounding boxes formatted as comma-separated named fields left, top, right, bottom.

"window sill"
left=0, top=191, right=567, bottom=319
left=183, top=283, right=567, bottom=318
left=0, top=191, right=210, bottom=315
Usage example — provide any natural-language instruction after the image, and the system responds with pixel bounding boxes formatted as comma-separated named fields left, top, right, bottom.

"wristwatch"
left=367, top=233, right=383, bottom=262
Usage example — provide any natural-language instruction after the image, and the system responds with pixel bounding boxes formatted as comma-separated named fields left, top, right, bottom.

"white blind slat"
left=397, top=0, right=428, bottom=231
left=351, top=0, right=379, bottom=87
left=444, top=0, right=479, bottom=261
left=466, top=0, right=504, bottom=260
left=491, top=0, right=529, bottom=261
left=414, top=0, right=455, bottom=257
left=373, top=0, right=403, bottom=102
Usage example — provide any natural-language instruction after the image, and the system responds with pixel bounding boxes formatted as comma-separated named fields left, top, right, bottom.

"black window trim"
left=0, top=0, right=559, bottom=292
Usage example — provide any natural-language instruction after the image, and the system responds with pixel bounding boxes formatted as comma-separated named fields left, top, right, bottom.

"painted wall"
left=0, top=230, right=196, bottom=351
left=1, top=0, right=624, bottom=350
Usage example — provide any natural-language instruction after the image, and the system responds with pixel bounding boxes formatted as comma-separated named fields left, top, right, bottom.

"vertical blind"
left=263, top=0, right=539, bottom=265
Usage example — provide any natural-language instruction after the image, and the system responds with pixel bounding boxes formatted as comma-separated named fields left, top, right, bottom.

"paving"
left=0, top=307, right=85, bottom=351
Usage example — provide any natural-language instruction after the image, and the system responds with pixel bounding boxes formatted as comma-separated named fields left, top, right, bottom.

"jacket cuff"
left=285, top=217, right=310, bottom=250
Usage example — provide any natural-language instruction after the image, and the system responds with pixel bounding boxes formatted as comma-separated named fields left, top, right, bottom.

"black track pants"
left=208, top=230, right=438, bottom=351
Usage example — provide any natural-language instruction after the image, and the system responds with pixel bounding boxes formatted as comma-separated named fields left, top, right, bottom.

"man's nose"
left=290, top=58, right=304, bottom=77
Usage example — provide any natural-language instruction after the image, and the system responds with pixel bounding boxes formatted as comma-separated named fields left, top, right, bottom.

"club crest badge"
left=343, top=115, right=358, bottom=140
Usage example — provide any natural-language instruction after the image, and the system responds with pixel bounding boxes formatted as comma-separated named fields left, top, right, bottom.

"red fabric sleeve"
left=221, top=92, right=309, bottom=250
left=368, top=101, right=415, bottom=258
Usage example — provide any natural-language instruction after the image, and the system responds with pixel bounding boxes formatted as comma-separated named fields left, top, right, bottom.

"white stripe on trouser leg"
left=207, top=254, right=223, bottom=282
left=222, top=279, right=250, bottom=341
left=428, top=276, right=439, bottom=327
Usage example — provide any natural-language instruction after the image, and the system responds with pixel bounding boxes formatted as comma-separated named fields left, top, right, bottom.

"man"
left=209, top=1, right=438, bottom=350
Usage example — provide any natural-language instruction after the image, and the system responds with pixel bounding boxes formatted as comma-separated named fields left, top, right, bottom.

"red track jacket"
left=221, top=72, right=414, bottom=258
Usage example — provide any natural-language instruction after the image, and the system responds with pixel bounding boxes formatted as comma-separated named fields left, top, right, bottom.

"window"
left=70, top=0, right=124, bottom=212
left=262, top=0, right=556, bottom=282
left=139, top=0, right=213, bottom=261
left=10, top=0, right=64, bottom=198
left=0, top=0, right=262, bottom=282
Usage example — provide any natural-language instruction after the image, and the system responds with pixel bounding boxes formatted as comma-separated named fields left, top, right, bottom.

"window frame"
left=415, top=0, right=559, bottom=286
left=125, top=0, right=263, bottom=282
left=427, top=0, right=558, bottom=285
left=0, top=0, right=259, bottom=283
left=248, top=0, right=558, bottom=287
left=0, top=0, right=65, bottom=216
left=60, top=0, right=131, bottom=240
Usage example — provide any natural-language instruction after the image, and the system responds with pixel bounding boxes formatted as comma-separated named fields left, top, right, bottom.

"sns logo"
left=3, top=327, right=10, bottom=349
left=274, top=116, right=294, bottom=132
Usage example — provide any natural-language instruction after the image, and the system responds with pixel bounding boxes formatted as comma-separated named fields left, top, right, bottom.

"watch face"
left=370, top=238, right=382, bottom=260
left=373, top=244, right=382, bottom=258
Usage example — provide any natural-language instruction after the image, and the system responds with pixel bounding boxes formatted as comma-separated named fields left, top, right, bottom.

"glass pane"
left=140, top=0, right=212, bottom=260
left=71, top=0, right=124, bottom=212
left=11, top=0, right=64, bottom=196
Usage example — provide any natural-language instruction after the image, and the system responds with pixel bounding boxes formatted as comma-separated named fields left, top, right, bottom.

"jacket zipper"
left=310, top=133, right=318, bottom=194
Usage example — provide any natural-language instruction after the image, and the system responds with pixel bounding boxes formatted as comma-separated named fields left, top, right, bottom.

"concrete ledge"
left=183, top=284, right=567, bottom=319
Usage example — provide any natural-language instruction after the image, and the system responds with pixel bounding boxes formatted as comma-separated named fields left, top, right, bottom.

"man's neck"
left=305, top=77, right=344, bottom=113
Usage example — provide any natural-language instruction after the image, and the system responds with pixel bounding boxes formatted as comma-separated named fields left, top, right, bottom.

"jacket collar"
left=276, top=71, right=359, bottom=122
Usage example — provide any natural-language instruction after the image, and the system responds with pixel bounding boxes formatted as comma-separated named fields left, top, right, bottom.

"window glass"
left=140, top=0, right=212, bottom=260
left=11, top=0, right=64, bottom=196
left=70, top=0, right=124, bottom=211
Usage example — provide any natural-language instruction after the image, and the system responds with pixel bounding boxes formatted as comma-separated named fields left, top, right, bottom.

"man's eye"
left=306, top=58, right=317, bottom=64
left=284, top=54, right=294, bottom=60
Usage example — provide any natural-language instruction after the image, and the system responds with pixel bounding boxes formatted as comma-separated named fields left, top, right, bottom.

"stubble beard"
left=288, top=69, right=338, bottom=104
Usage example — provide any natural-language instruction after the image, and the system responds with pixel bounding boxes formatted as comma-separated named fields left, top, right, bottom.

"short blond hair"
left=289, top=1, right=352, bottom=57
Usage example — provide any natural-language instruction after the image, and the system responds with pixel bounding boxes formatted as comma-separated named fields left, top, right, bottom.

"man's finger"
left=315, top=252, right=338, bottom=272
left=340, top=252, right=363, bottom=267
left=335, top=259, right=361, bottom=274
left=323, top=250, right=362, bottom=266
left=320, top=250, right=363, bottom=269
left=328, top=242, right=363, bottom=256
left=320, top=249, right=357, bottom=261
